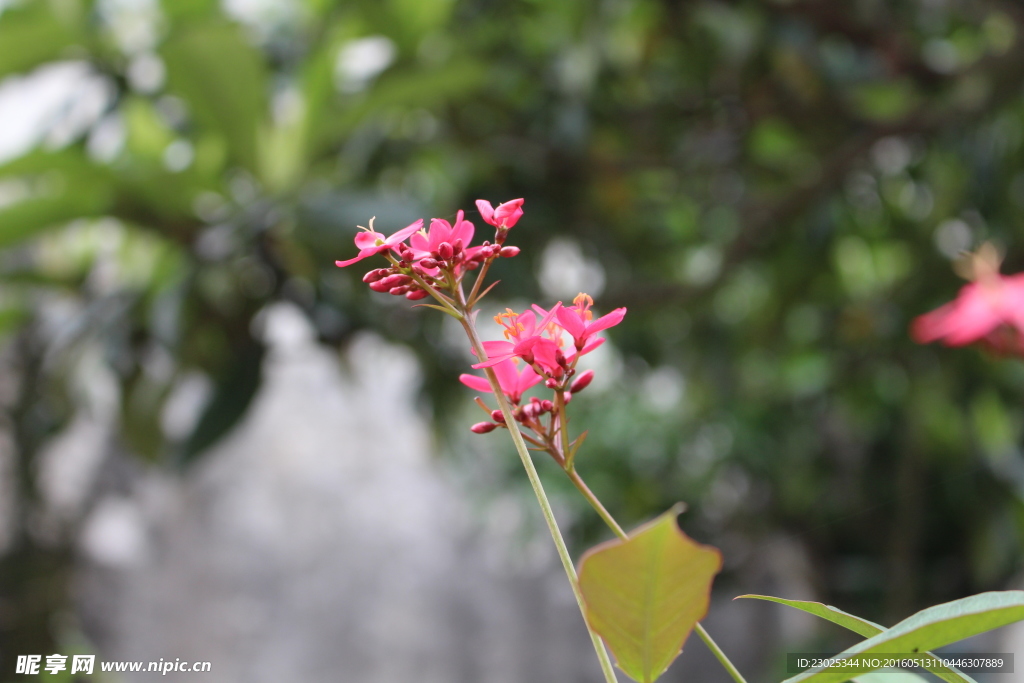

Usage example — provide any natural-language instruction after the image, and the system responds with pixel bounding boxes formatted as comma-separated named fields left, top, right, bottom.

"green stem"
left=458, top=315, right=619, bottom=683
left=695, top=624, right=747, bottom=683
left=566, top=469, right=627, bottom=540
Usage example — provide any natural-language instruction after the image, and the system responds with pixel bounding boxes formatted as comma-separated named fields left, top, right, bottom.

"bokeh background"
left=2, top=0, right=1024, bottom=681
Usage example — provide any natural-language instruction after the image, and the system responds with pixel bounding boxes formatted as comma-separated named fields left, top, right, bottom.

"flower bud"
left=491, top=410, right=505, bottom=424
left=362, top=268, right=388, bottom=283
left=555, top=349, right=567, bottom=368
left=563, top=391, right=573, bottom=404
left=379, top=274, right=412, bottom=289
left=500, top=246, right=520, bottom=258
left=570, top=370, right=594, bottom=394
left=452, top=238, right=464, bottom=255
left=399, top=244, right=415, bottom=263
left=465, top=261, right=480, bottom=270
left=545, top=378, right=560, bottom=389
left=437, top=242, right=454, bottom=260
left=540, top=399, right=554, bottom=412
left=368, top=280, right=391, bottom=292
left=389, top=285, right=410, bottom=295
left=471, top=422, right=497, bottom=434
left=406, top=289, right=429, bottom=300
left=419, top=258, right=438, bottom=270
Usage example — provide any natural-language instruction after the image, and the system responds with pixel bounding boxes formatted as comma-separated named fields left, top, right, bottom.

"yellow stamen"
left=494, top=309, right=526, bottom=340
left=573, top=292, right=594, bottom=321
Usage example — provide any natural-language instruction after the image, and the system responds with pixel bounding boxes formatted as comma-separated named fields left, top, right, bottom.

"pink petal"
left=512, top=336, right=544, bottom=357
left=470, top=340, right=515, bottom=368
left=452, top=212, right=475, bottom=246
left=475, top=199, right=495, bottom=225
left=494, top=198, right=524, bottom=227
left=409, top=230, right=430, bottom=253
left=516, top=364, right=542, bottom=395
left=529, top=338, right=563, bottom=374
left=556, top=307, right=587, bottom=339
left=354, top=231, right=386, bottom=249
left=585, top=307, right=627, bottom=335
left=534, top=301, right=563, bottom=329
left=427, top=218, right=453, bottom=251
left=334, top=249, right=376, bottom=267
left=912, top=284, right=1002, bottom=346
left=384, top=219, right=425, bottom=246
left=578, top=336, right=605, bottom=355
left=459, top=374, right=492, bottom=393
left=492, top=359, right=520, bottom=398
left=531, top=303, right=553, bottom=318
left=517, top=311, right=538, bottom=337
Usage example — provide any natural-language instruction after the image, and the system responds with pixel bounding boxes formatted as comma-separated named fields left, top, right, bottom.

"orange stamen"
left=573, top=293, right=594, bottom=321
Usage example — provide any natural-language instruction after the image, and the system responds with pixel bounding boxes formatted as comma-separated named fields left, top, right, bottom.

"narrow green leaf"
left=566, top=429, right=588, bottom=469
left=578, top=505, right=722, bottom=683
left=736, top=595, right=884, bottom=638
left=738, top=596, right=977, bottom=683
left=0, top=185, right=114, bottom=250
left=785, top=591, right=1024, bottom=683
left=468, top=279, right=500, bottom=307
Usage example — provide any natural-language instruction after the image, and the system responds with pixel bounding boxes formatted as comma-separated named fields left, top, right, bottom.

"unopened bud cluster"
left=335, top=199, right=525, bottom=303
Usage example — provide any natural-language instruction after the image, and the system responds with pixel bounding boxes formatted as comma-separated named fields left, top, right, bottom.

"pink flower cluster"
left=912, top=249, right=1024, bottom=357
left=461, top=293, right=625, bottom=435
left=335, top=197, right=626, bottom=459
left=335, top=198, right=525, bottom=300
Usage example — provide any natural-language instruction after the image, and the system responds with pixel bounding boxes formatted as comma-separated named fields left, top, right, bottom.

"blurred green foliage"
left=3, top=0, right=1024, bottom=663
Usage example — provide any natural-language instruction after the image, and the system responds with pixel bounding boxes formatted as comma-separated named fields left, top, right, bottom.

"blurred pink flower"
left=476, top=198, right=525, bottom=229
left=459, top=358, right=542, bottom=405
left=335, top=219, right=424, bottom=267
left=912, top=273, right=1024, bottom=350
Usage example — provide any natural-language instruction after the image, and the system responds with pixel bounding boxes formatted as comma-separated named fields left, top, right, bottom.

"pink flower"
left=460, top=358, right=542, bottom=405
left=335, top=219, right=424, bottom=267
left=476, top=198, right=524, bottom=229
left=409, top=211, right=475, bottom=260
left=471, top=305, right=562, bottom=369
left=551, top=293, right=626, bottom=350
left=912, top=273, right=1024, bottom=349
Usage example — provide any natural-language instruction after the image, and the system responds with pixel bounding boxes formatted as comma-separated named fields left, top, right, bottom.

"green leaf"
left=327, top=62, right=486, bottom=141
left=849, top=79, right=920, bottom=123
left=784, top=591, right=1024, bottom=683
left=737, top=596, right=977, bottom=683
left=577, top=505, right=722, bottom=683
left=735, top=595, right=884, bottom=638
left=161, top=23, right=267, bottom=173
left=0, top=184, right=114, bottom=250
left=0, top=5, right=78, bottom=80
left=180, top=339, right=265, bottom=464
